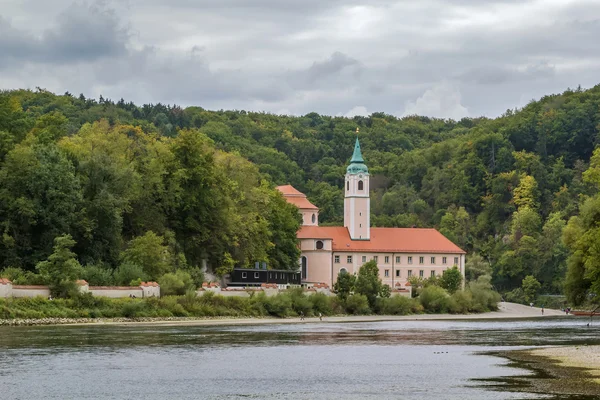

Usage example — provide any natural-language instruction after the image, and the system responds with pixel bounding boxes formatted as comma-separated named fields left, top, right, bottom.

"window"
left=374, top=256, right=378, bottom=262
left=396, top=256, right=401, bottom=263
left=396, top=269, right=400, bottom=277
left=385, top=269, right=389, bottom=277
left=316, top=240, right=324, bottom=250
left=431, top=270, right=436, bottom=278
left=334, top=255, right=340, bottom=264
left=242, top=272, right=247, bottom=279
left=419, top=270, right=424, bottom=277
left=431, top=257, right=435, bottom=264
left=312, top=214, right=316, bottom=224
left=346, top=181, right=349, bottom=191
left=358, top=180, right=364, bottom=190
left=347, top=255, right=353, bottom=263
left=301, top=256, right=307, bottom=280
left=408, top=256, right=413, bottom=264
left=254, top=272, right=260, bottom=279
left=419, top=256, right=424, bottom=264
left=385, top=256, right=390, bottom=264
left=454, top=257, right=459, bottom=265
left=442, top=257, right=447, bottom=265
left=359, top=224, right=362, bottom=227
left=407, top=270, right=413, bottom=277
left=339, top=268, right=348, bottom=275
left=362, top=255, right=367, bottom=263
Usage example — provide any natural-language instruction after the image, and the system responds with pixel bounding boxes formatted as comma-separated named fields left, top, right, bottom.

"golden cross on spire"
left=356, top=127, right=359, bottom=134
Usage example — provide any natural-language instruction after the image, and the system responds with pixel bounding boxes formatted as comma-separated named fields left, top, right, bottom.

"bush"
left=376, top=295, right=418, bottom=315
left=309, top=293, right=333, bottom=315
left=81, top=264, right=114, bottom=286
left=449, top=290, right=473, bottom=314
left=468, top=276, right=501, bottom=312
left=419, top=286, right=452, bottom=313
left=344, top=294, right=371, bottom=315
left=158, top=270, right=194, bottom=296
left=114, top=263, right=148, bottom=286
left=504, top=287, right=525, bottom=304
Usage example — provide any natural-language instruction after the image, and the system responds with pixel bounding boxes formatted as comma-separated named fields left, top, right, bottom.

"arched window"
left=316, top=240, right=324, bottom=250
left=358, top=180, right=364, bottom=190
left=301, top=256, right=307, bottom=280
left=346, top=181, right=349, bottom=191
left=311, top=213, right=316, bottom=224
left=339, top=268, right=348, bottom=275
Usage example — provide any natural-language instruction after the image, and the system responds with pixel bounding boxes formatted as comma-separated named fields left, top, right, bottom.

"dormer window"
left=311, top=213, right=316, bottom=223
left=316, top=240, right=324, bottom=250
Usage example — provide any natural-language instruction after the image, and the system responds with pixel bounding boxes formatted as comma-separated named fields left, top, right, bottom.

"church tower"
left=344, top=136, right=370, bottom=240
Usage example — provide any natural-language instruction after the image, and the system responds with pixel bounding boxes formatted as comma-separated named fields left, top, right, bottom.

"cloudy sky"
left=1, top=0, right=600, bottom=119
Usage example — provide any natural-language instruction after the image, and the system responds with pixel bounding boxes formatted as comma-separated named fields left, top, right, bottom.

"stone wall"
left=0, top=279, right=161, bottom=298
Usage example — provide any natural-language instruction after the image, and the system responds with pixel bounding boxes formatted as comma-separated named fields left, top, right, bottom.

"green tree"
left=333, top=270, right=356, bottom=301
left=522, top=275, right=541, bottom=303
left=465, top=253, right=492, bottom=281
left=35, top=234, right=83, bottom=297
left=354, top=260, right=383, bottom=309
left=440, top=266, right=462, bottom=294
left=122, top=231, right=172, bottom=280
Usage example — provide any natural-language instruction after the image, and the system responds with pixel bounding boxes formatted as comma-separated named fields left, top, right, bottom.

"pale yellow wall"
left=331, top=251, right=465, bottom=288
left=300, top=238, right=332, bottom=251
left=89, top=288, right=142, bottom=298
left=301, top=209, right=319, bottom=226
left=302, top=251, right=333, bottom=285
left=12, top=287, right=50, bottom=298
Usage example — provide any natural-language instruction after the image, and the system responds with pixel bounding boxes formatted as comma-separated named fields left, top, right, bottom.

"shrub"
left=419, top=286, right=451, bottom=313
left=81, top=264, right=114, bottom=286
left=309, top=293, right=333, bottom=315
left=377, top=295, right=417, bottom=315
left=344, top=294, right=371, bottom=315
left=114, top=263, right=148, bottom=286
left=468, top=276, right=501, bottom=312
left=158, top=270, right=194, bottom=296
left=449, top=290, right=473, bottom=314
left=262, top=293, right=293, bottom=317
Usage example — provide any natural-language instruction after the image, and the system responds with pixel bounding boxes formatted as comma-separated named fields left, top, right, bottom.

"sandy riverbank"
left=0, top=301, right=565, bottom=327
left=531, top=345, right=600, bottom=380
left=497, top=345, right=600, bottom=397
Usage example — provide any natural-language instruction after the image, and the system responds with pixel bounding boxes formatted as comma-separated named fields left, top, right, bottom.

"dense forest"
left=1, top=85, right=600, bottom=303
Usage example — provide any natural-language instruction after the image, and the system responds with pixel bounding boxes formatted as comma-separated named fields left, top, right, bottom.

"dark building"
left=229, top=265, right=301, bottom=287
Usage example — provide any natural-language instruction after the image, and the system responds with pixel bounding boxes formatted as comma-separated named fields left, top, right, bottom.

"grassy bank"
left=0, top=286, right=499, bottom=322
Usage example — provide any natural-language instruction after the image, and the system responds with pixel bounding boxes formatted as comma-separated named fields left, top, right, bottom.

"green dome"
left=346, top=137, right=369, bottom=174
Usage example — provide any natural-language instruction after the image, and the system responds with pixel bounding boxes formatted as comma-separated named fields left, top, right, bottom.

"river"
left=0, top=317, right=598, bottom=399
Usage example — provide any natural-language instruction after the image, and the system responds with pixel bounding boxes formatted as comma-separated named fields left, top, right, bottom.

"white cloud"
left=344, top=106, right=369, bottom=117
left=403, top=82, right=468, bottom=120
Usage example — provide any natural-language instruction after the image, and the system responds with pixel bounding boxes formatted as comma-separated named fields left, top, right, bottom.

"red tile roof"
left=276, top=185, right=318, bottom=210
left=0, top=278, right=11, bottom=284
left=298, top=226, right=465, bottom=254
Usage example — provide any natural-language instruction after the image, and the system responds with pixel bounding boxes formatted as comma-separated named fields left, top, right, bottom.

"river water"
left=0, top=317, right=599, bottom=399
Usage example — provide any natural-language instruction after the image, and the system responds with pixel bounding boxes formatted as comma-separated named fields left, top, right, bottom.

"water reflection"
left=0, top=317, right=598, bottom=399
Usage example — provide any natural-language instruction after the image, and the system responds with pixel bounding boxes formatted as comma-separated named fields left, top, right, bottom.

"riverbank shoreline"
left=0, top=302, right=567, bottom=327
left=495, top=345, right=600, bottom=397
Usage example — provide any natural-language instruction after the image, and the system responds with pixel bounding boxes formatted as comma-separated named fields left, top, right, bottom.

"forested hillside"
left=1, top=86, right=600, bottom=301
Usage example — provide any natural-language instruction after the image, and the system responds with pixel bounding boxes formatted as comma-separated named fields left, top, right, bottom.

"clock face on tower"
left=359, top=174, right=363, bottom=178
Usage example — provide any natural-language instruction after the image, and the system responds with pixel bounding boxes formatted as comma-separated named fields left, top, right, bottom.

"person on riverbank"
left=319, top=312, right=322, bottom=321
left=541, top=307, right=544, bottom=315
left=299, top=311, right=304, bottom=321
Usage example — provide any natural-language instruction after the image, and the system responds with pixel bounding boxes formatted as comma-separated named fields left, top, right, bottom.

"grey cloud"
left=0, top=3, right=127, bottom=67
left=1, top=0, right=600, bottom=119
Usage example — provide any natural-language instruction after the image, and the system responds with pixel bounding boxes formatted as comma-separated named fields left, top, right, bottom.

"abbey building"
left=277, top=137, right=466, bottom=289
